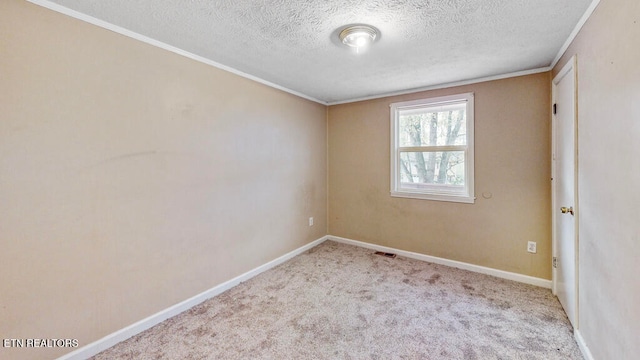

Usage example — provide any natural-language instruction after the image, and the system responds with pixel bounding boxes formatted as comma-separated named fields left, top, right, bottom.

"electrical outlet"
left=308, top=217, right=314, bottom=226
left=527, top=241, right=537, bottom=254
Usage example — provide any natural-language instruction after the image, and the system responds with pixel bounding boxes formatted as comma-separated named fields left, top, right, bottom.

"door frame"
left=551, top=55, right=579, bottom=328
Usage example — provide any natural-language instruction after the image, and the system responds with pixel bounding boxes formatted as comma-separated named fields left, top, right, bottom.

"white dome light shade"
left=339, top=25, right=378, bottom=52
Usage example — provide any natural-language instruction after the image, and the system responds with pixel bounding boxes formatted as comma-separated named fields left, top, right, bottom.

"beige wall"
left=0, top=1, right=326, bottom=359
left=6, top=0, right=638, bottom=359
left=553, top=0, right=640, bottom=358
left=329, top=73, right=552, bottom=279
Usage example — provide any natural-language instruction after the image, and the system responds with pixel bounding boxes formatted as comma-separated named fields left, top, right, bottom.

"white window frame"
left=390, top=92, right=475, bottom=203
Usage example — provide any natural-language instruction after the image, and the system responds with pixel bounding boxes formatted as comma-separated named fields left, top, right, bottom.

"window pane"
left=399, top=151, right=465, bottom=186
left=398, top=105, right=466, bottom=147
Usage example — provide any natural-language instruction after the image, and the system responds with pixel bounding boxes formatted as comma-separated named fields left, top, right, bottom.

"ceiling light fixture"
left=339, top=25, right=379, bottom=53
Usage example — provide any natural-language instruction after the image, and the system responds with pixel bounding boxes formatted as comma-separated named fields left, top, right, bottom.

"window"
left=390, top=93, right=474, bottom=203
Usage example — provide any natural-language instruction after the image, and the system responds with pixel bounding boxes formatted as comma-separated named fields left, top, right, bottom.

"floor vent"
left=374, top=251, right=397, bottom=258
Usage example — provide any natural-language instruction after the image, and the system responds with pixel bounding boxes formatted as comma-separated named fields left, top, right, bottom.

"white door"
left=552, top=57, right=578, bottom=327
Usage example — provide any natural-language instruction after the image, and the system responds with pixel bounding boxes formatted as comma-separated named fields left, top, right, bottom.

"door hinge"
left=553, top=103, right=557, bottom=115
left=553, top=257, right=558, bottom=268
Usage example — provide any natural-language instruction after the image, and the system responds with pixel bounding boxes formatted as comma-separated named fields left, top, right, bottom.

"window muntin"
left=390, top=93, right=474, bottom=203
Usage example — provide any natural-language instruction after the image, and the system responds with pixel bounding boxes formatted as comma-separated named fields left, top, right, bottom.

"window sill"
left=390, top=190, right=475, bottom=204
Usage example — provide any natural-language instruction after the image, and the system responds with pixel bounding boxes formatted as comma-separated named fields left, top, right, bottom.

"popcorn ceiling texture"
left=49, top=0, right=592, bottom=102
left=91, top=241, right=582, bottom=359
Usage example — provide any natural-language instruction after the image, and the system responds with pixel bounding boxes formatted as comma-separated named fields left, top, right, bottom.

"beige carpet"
left=91, top=241, right=582, bottom=359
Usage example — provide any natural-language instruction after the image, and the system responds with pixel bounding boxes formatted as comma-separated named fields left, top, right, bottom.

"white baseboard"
left=57, top=236, right=328, bottom=360
left=575, top=329, right=594, bottom=360
left=328, top=235, right=552, bottom=289
left=58, top=234, right=553, bottom=359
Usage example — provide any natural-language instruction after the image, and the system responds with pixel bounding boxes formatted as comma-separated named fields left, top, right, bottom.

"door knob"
left=560, top=206, right=574, bottom=215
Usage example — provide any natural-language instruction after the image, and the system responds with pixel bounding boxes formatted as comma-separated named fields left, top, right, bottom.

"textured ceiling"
left=44, top=0, right=593, bottom=104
